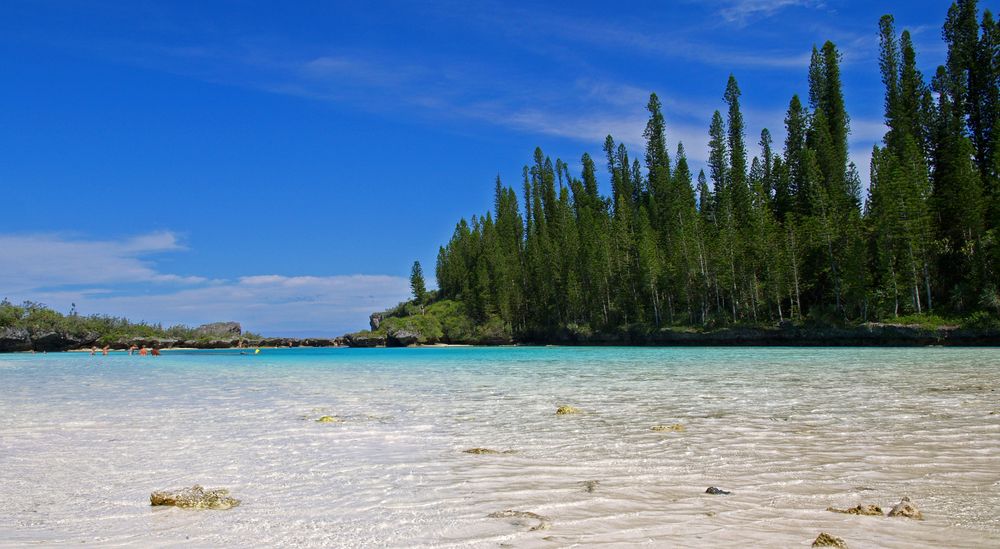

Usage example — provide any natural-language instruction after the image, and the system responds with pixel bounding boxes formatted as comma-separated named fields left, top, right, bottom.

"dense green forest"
left=432, top=3, right=1000, bottom=339
left=0, top=300, right=259, bottom=345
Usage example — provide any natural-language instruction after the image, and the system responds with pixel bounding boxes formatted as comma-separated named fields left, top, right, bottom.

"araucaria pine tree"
left=428, top=2, right=1000, bottom=340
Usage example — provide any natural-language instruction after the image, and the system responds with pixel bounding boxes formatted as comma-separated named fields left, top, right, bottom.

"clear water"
left=1, top=347, right=998, bottom=548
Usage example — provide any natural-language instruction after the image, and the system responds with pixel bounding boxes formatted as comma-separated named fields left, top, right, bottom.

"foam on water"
left=1, top=347, right=998, bottom=547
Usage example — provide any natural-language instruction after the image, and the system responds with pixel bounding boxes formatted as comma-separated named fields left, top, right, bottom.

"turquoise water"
left=1, top=347, right=998, bottom=547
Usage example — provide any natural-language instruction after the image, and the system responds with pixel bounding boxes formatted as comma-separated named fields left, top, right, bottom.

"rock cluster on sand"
left=555, top=405, right=582, bottom=415
left=826, top=504, right=884, bottom=516
left=150, top=485, right=240, bottom=510
left=887, top=497, right=923, bottom=520
left=488, top=510, right=552, bottom=531
left=705, top=486, right=731, bottom=495
left=812, top=532, right=848, bottom=548
left=651, top=423, right=685, bottom=432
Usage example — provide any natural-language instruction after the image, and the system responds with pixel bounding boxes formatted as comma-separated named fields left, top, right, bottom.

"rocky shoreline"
left=0, top=320, right=345, bottom=353
left=4, top=321, right=999, bottom=353
left=0, top=327, right=345, bottom=353
left=338, top=319, right=1000, bottom=348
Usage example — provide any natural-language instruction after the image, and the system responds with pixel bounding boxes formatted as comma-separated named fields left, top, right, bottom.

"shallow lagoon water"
left=1, top=346, right=998, bottom=547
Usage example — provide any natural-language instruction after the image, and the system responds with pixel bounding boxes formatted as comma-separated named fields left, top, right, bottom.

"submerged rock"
left=651, top=423, right=685, bottom=432
left=316, top=415, right=343, bottom=423
left=827, top=504, right=883, bottom=516
left=150, top=485, right=240, bottom=510
left=812, top=532, right=847, bottom=548
left=488, top=509, right=552, bottom=531
left=887, top=497, right=923, bottom=520
left=581, top=480, right=600, bottom=493
left=462, top=447, right=516, bottom=455
left=705, top=486, right=731, bottom=495
left=555, top=405, right=582, bottom=415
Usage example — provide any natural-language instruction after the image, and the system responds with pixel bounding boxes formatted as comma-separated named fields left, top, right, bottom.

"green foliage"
left=410, top=261, right=427, bottom=303
left=964, top=311, right=1000, bottom=330
left=425, top=3, right=1000, bottom=339
left=889, top=313, right=960, bottom=329
left=0, top=299, right=242, bottom=342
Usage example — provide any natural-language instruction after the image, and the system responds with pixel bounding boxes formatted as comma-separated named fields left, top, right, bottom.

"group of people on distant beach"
left=89, top=345, right=159, bottom=356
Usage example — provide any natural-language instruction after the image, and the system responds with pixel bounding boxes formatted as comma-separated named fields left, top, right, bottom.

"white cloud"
left=0, top=231, right=201, bottom=293
left=0, top=233, right=411, bottom=336
left=716, top=0, right=824, bottom=26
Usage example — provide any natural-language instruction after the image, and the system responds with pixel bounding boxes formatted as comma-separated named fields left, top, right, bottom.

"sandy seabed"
left=1, top=346, right=998, bottom=547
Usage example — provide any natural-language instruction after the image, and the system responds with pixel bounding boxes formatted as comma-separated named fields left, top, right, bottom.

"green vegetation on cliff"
left=359, top=294, right=511, bottom=345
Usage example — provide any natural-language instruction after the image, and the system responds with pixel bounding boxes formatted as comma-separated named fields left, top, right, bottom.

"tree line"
left=433, top=2, right=1000, bottom=338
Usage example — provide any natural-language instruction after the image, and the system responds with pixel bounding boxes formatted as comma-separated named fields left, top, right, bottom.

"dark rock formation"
left=812, top=532, right=847, bottom=548
left=887, top=497, right=923, bottom=520
left=300, top=338, right=336, bottom=347
left=0, top=327, right=32, bottom=352
left=31, top=331, right=98, bottom=352
left=369, top=313, right=382, bottom=331
left=556, top=405, right=582, bottom=415
left=150, top=485, right=240, bottom=510
left=194, top=322, right=242, bottom=338
left=705, top=487, right=731, bottom=495
left=344, top=332, right=385, bottom=347
left=526, top=323, right=1000, bottom=346
left=386, top=329, right=420, bottom=347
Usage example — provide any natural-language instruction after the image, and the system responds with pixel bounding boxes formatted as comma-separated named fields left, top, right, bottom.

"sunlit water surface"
left=1, top=347, right=998, bottom=548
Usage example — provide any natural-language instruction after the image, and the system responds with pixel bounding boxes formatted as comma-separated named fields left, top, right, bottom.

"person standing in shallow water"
left=151, top=347, right=160, bottom=357
left=139, top=346, right=148, bottom=356
left=102, top=346, right=109, bottom=356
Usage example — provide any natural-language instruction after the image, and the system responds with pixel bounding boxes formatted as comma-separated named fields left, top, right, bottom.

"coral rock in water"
left=488, top=509, right=552, bottom=531
left=812, top=532, right=848, bottom=548
left=887, top=497, right=923, bottom=520
left=705, top=486, right=731, bottom=495
left=464, top=448, right=500, bottom=454
left=150, top=485, right=240, bottom=510
left=826, top=504, right=884, bottom=516
left=315, top=415, right=343, bottom=423
left=651, top=423, right=685, bottom=432
left=463, top=447, right=516, bottom=455
left=555, top=405, right=581, bottom=415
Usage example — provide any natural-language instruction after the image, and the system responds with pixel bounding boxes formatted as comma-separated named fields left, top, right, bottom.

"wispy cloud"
left=716, top=0, right=825, bottom=26
left=0, top=231, right=202, bottom=293
left=0, top=232, right=410, bottom=335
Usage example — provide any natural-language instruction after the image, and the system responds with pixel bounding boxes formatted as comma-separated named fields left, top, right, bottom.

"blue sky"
left=0, top=1, right=963, bottom=335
